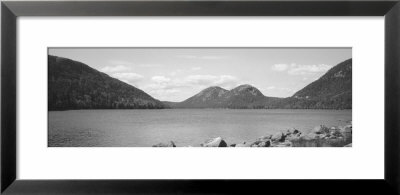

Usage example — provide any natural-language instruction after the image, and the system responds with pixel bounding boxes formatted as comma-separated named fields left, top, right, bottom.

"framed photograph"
left=48, top=47, right=353, bottom=148
left=2, top=0, right=399, bottom=194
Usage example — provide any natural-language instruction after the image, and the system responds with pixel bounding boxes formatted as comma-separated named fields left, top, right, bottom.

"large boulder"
left=318, top=134, right=327, bottom=139
left=201, top=137, right=228, bottom=147
left=340, top=125, right=352, bottom=139
left=152, top=141, right=176, bottom=147
left=271, top=132, right=286, bottom=142
left=250, top=140, right=271, bottom=147
left=259, top=140, right=271, bottom=147
left=340, top=125, right=352, bottom=133
left=286, top=130, right=302, bottom=141
left=311, top=125, right=330, bottom=134
left=257, top=134, right=272, bottom=141
left=286, top=128, right=300, bottom=136
left=329, top=127, right=342, bottom=137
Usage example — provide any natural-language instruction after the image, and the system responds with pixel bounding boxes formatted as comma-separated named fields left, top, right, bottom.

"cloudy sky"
left=49, top=48, right=351, bottom=102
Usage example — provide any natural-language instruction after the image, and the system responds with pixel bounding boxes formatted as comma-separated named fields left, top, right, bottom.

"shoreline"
left=153, top=123, right=352, bottom=147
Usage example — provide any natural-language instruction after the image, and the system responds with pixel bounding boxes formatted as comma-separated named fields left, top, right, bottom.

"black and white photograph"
left=48, top=48, right=352, bottom=147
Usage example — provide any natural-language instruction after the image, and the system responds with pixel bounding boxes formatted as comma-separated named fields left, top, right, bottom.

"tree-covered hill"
left=283, top=58, right=352, bottom=109
left=174, top=86, right=229, bottom=108
left=173, top=85, right=280, bottom=109
left=48, top=55, right=165, bottom=110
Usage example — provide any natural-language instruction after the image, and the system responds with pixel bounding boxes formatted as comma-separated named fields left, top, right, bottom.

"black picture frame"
left=1, top=0, right=399, bottom=194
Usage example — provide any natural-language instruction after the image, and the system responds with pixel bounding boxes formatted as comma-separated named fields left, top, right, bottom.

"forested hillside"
left=48, top=55, right=165, bottom=110
left=282, top=58, right=352, bottom=109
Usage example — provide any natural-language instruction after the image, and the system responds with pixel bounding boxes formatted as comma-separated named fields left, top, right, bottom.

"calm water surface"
left=48, top=109, right=352, bottom=147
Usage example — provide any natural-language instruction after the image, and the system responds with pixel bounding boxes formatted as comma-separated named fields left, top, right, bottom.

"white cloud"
left=278, top=87, right=295, bottom=92
left=261, top=86, right=297, bottom=98
left=151, top=76, right=171, bottom=83
left=169, top=69, right=184, bottom=76
left=111, top=72, right=144, bottom=85
left=186, top=75, right=239, bottom=88
left=147, top=88, right=181, bottom=97
left=147, top=74, right=238, bottom=91
left=168, top=67, right=202, bottom=76
left=272, top=63, right=332, bottom=75
left=101, top=61, right=149, bottom=86
left=186, top=75, right=217, bottom=85
left=143, top=76, right=186, bottom=101
left=263, top=86, right=293, bottom=92
left=271, top=64, right=289, bottom=71
left=101, top=65, right=131, bottom=73
left=288, top=63, right=332, bottom=75
left=266, top=86, right=276, bottom=90
left=145, top=76, right=189, bottom=92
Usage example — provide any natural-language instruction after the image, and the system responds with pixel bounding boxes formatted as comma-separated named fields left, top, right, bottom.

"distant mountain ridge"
left=48, top=55, right=351, bottom=110
left=174, top=86, right=229, bottom=108
left=48, top=55, right=165, bottom=110
left=168, top=58, right=352, bottom=109
left=173, top=84, right=280, bottom=109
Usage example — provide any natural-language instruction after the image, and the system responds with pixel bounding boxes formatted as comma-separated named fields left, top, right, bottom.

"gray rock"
left=201, top=137, right=228, bottom=147
left=271, top=132, right=286, bottom=142
left=257, top=134, right=272, bottom=141
left=311, top=125, right=330, bottom=134
left=340, top=125, right=352, bottom=133
left=340, top=125, right=352, bottom=139
left=306, top=133, right=319, bottom=139
left=250, top=143, right=259, bottom=147
left=330, top=128, right=342, bottom=137
left=286, top=128, right=300, bottom=136
left=286, top=131, right=302, bottom=141
left=251, top=140, right=271, bottom=147
left=318, top=134, right=327, bottom=139
left=259, top=140, right=271, bottom=147
left=152, top=141, right=176, bottom=147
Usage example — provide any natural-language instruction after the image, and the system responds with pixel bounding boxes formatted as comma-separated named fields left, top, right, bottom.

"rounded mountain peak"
left=195, top=86, right=228, bottom=98
left=205, top=86, right=226, bottom=91
left=231, top=84, right=264, bottom=96
left=235, top=84, right=256, bottom=90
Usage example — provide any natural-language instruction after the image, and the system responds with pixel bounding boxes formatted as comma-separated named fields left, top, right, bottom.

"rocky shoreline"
left=153, top=123, right=352, bottom=147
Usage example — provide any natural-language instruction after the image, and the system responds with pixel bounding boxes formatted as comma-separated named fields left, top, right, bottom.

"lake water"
left=48, top=109, right=352, bottom=147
